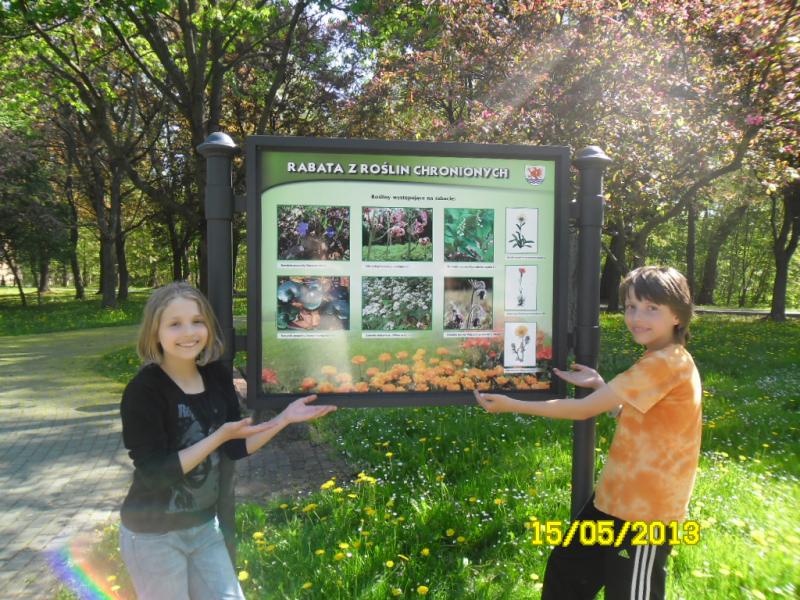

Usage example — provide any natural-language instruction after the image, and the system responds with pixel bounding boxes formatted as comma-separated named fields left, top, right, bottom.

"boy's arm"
left=474, top=385, right=623, bottom=420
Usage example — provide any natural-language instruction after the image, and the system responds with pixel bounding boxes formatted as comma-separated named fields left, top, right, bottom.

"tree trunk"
left=64, top=173, right=85, bottom=299
left=686, top=201, right=696, bottom=295
left=116, top=232, right=129, bottom=301
left=696, top=204, right=748, bottom=305
left=601, top=228, right=627, bottom=311
left=37, top=257, right=51, bottom=293
left=1, top=249, right=27, bottom=306
left=769, top=180, right=800, bottom=321
left=99, top=234, right=117, bottom=308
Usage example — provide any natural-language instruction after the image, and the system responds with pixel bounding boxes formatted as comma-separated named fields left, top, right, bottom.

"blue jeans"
left=120, top=519, right=246, bottom=600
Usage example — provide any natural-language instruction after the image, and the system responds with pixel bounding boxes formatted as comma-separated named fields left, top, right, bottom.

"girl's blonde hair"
left=137, top=282, right=224, bottom=365
left=619, top=266, right=694, bottom=345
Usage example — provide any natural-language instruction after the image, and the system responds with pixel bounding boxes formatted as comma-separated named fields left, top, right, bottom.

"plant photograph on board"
left=505, top=265, right=538, bottom=310
left=277, top=205, right=350, bottom=260
left=362, top=207, right=433, bottom=261
left=276, top=276, right=350, bottom=330
left=443, top=208, right=494, bottom=262
left=362, top=276, right=433, bottom=330
left=444, top=277, right=493, bottom=330
left=505, top=208, right=538, bottom=255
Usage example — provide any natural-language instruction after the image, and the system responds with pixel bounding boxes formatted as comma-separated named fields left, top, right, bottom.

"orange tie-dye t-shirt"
left=594, top=344, right=702, bottom=523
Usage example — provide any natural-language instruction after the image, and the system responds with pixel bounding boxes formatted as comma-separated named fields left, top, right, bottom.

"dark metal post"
left=197, top=131, right=239, bottom=562
left=571, top=146, right=612, bottom=518
left=198, top=132, right=239, bottom=371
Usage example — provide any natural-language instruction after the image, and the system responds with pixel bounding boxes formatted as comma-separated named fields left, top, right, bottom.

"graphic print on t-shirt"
left=167, top=396, right=220, bottom=513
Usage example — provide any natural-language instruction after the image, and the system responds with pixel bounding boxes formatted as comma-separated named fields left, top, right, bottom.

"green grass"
left=0, top=287, right=246, bottom=337
left=79, top=314, right=799, bottom=599
left=0, top=287, right=149, bottom=336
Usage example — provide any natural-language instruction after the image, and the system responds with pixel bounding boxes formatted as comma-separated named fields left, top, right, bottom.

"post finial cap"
left=198, top=132, right=239, bottom=157
left=573, top=146, right=612, bottom=169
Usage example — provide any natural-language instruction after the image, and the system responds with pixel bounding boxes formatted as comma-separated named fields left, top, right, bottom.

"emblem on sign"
left=525, top=165, right=545, bottom=185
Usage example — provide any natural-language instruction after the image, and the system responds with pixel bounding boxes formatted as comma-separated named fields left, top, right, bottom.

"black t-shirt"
left=120, top=362, right=248, bottom=533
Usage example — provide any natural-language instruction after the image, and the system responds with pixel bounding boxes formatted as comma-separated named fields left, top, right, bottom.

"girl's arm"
left=474, top=384, right=622, bottom=420
left=178, top=417, right=274, bottom=474
left=244, top=395, right=336, bottom=455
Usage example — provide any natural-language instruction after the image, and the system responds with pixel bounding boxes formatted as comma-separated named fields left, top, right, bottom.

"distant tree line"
left=0, top=0, right=797, bottom=318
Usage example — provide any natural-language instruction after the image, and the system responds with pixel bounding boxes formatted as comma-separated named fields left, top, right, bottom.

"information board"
left=246, top=138, right=570, bottom=407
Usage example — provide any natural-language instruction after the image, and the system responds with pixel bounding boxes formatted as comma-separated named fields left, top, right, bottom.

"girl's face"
left=157, top=297, right=208, bottom=366
left=624, top=289, right=679, bottom=351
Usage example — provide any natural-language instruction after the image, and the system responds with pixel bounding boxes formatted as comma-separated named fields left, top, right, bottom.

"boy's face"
left=623, top=289, right=680, bottom=351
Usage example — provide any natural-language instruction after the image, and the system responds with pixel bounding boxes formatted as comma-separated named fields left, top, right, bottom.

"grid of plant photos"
left=265, top=200, right=553, bottom=396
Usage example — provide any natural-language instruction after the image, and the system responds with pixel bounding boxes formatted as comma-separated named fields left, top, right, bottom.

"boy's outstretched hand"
left=473, top=390, right=518, bottom=413
left=281, top=394, right=337, bottom=424
left=553, top=364, right=605, bottom=390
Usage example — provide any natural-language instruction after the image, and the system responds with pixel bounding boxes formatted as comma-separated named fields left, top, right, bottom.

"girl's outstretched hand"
left=219, top=417, right=279, bottom=440
left=281, top=394, right=337, bottom=424
left=473, top=390, right=518, bottom=414
left=553, top=364, right=605, bottom=390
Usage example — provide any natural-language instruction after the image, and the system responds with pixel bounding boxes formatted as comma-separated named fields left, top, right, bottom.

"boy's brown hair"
left=619, top=266, right=693, bottom=345
left=137, top=282, right=224, bottom=365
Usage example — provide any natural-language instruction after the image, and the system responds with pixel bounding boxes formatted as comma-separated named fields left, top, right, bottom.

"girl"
left=119, top=282, right=336, bottom=600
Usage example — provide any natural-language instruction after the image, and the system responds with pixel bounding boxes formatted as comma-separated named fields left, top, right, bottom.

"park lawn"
left=0, top=288, right=247, bottom=337
left=81, top=314, right=798, bottom=600
left=0, top=287, right=149, bottom=336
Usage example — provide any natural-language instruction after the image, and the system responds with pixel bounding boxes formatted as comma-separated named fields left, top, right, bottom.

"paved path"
left=0, top=327, right=351, bottom=599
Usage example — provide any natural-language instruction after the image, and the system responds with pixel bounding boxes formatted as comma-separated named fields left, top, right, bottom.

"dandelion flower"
left=302, top=582, right=313, bottom=590
left=386, top=560, right=395, bottom=568
left=320, top=479, right=336, bottom=490
left=238, top=571, right=249, bottom=582
left=421, top=547, right=430, bottom=556
left=252, top=531, right=265, bottom=540
left=446, top=528, right=455, bottom=537
left=339, top=542, right=350, bottom=549
left=391, top=588, right=403, bottom=597
left=334, top=552, right=345, bottom=561
left=417, top=585, right=429, bottom=595
left=314, top=549, right=325, bottom=555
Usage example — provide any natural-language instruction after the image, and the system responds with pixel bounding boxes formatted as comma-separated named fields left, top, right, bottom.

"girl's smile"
left=158, top=297, right=209, bottom=365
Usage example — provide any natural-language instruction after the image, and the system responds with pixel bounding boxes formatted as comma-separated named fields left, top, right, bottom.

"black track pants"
left=542, top=496, right=673, bottom=600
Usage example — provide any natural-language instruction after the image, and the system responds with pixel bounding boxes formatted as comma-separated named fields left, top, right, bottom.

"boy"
left=475, top=266, right=701, bottom=600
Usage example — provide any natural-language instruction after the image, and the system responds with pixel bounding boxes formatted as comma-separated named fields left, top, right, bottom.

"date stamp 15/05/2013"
left=525, top=519, right=701, bottom=547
